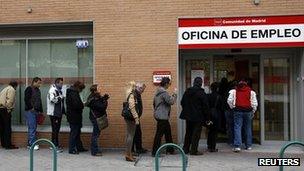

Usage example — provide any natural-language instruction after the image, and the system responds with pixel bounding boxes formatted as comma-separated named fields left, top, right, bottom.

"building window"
left=0, top=38, right=93, bottom=126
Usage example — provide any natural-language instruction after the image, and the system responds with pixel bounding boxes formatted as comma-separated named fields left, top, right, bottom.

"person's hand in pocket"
left=135, top=118, right=140, bottom=125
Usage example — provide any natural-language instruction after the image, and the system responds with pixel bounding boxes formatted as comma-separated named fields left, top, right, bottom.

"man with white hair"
left=132, top=82, right=148, bottom=154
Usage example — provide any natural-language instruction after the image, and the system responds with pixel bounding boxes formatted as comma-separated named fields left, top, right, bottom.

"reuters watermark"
left=258, top=158, right=300, bottom=166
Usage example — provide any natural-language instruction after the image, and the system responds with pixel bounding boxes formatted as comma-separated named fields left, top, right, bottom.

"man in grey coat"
left=151, top=77, right=177, bottom=156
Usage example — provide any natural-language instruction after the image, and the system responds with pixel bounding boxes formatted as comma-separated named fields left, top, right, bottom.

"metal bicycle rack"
left=154, top=143, right=188, bottom=171
left=278, top=141, right=304, bottom=171
left=29, top=138, right=57, bottom=171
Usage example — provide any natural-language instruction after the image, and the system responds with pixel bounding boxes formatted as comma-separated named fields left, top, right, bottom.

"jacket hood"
left=236, top=84, right=251, bottom=92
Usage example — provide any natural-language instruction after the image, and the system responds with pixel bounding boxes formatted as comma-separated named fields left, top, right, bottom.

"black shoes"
left=5, top=145, right=19, bottom=150
left=137, top=148, right=148, bottom=154
left=132, top=152, right=139, bottom=156
left=208, top=148, right=218, bottom=152
left=183, top=148, right=189, bottom=154
left=69, top=150, right=79, bottom=155
left=190, top=151, right=204, bottom=155
left=92, top=152, right=103, bottom=156
left=167, top=151, right=176, bottom=155
left=77, top=148, right=88, bottom=152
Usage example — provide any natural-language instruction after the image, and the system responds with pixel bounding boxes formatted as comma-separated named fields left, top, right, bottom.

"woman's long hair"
left=125, top=81, right=136, bottom=99
left=86, top=84, right=101, bottom=107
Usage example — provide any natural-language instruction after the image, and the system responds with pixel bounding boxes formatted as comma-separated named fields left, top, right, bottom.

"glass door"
left=264, top=58, right=290, bottom=141
left=184, top=59, right=211, bottom=139
left=213, top=55, right=260, bottom=143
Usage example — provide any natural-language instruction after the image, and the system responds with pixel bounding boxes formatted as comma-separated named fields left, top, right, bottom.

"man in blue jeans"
left=227, top=78, right=257, bottom=152
left=24, top=77, right=43, bottom=150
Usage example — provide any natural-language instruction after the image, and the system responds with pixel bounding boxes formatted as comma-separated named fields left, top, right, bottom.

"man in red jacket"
left=227, top=78, right=258, bottom=152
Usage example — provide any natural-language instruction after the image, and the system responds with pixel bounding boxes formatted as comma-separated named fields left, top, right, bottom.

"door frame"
left=260, top=52, right=295, bottom=145
left=178, top=48, right=297, bottom=145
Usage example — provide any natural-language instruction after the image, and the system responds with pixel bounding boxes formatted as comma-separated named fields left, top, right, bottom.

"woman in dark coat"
left=207, top=82, right=223, bottom=152
left=66, top=81, right=87, bottom=154
left=86, top=84, right=109, bottom=156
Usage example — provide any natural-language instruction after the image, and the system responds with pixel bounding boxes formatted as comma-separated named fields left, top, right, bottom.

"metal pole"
left=278, top=141, right=304, bottom=171
left=30, top=138, right=57, bottom=171
left=155, top=143, right=187, bottom=171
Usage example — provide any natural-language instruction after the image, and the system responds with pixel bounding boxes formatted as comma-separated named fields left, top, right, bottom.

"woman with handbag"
left=122, top=81, right=140, bottom=162
left=86, top=84, right=109, bottom=156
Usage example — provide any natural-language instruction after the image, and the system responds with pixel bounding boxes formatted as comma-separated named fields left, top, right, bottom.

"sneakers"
left=50, top=146, right=64, bottom=153
left=233, top=147, right=241, bottom=152
left=57, top=149, right=63, bottom=153
left=27, top=144, right=39, bottom=150
left=27, top=145, right=39, bottom=150
left=34, top=145, right=40, bottom=150
left=69, top=150, right=79, bottom=155
left=246, top=147, right=252, bottom=150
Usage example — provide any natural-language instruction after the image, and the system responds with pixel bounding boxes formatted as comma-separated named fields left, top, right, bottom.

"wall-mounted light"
left=253, top=0, right=260, bottom=5
left=27, top=7, right=32, bottom=13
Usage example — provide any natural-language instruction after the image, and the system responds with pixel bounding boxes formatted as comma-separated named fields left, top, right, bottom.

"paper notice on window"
left=191, top=70, right=204, bottom=87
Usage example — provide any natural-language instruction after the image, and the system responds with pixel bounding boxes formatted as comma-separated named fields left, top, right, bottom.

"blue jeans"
left=225, top=110, right=234, bottom=145
left=90, top=118, right=101, bottom=155
left=233, top=111, right=253, bottom=148
left=25, top=110, right=37, bottom=146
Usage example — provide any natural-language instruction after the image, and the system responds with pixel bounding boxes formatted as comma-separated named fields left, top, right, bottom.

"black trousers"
left=0, top=108, right=12, bottom=148
left=132, top=123, right=143, bottom=152
left=69, top=123, right=84, bottom=152
left=183, top=121, right=202, bottom=154
left=207, top=124, right=218, bottom=150
left=152, top=120, right=174, bottom=155
left=207, top=108, right=219, bottom=150
left=49, top=116, right=62, bottom=147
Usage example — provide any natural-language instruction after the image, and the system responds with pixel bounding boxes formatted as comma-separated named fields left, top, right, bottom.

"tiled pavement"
left=0, top=143, right=303, bottom=171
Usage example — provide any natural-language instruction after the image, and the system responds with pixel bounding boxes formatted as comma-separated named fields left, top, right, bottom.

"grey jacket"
left=153, top=87, right=177, bottom=120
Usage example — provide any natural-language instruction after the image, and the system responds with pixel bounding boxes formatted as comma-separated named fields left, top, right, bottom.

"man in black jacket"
left=180, top=77, right=210, bottom=155
left=132, top=82, right=148, bottom=154
left=24, top=77, right=43, bottom=150
left=66, top=81, right=87, bottom=154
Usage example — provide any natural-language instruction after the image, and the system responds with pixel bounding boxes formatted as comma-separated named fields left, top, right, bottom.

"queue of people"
left=0, top=75, right=257, bottom=161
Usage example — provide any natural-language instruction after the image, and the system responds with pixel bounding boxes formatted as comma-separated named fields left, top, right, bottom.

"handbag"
left=92, top=111, right=109, bottom=131
left=37, top=113, right=45, bottom=125
left=121, top=93, right=135, bottom=121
